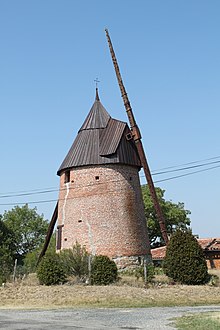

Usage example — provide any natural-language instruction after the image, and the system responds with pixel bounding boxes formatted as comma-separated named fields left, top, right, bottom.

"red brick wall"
left=57, top=164, right=151, bottom=259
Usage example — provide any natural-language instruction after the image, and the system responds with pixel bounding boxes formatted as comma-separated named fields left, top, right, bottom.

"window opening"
left=95, top=176, right=99, bottom=181
left=56, top=225, right=64, bottom=250
left=65, top=170, right=70, bottom=183
left=126, top=132, right=132, bottom=140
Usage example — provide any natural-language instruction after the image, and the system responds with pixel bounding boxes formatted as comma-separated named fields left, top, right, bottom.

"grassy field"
left=0, top=271, right=220, bottom=309
left=174, top=312, right=220, bottom=329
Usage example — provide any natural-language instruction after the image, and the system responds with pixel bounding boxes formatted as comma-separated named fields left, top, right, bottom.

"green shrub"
left=60, top=242, right=89, bottom=280
left=154, top=267, right=164, bottom=275
left=37, top=252, right=67, bottom=285
left=134, top=263, right=155, bottom=283
left=91, top=255, right=118, bottom=285
left=163, top=229, right=209, bottom=285
left=23, top=250, right=39, bottom=274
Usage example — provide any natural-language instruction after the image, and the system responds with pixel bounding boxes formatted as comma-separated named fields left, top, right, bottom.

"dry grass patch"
left=1, top=273, right=220, bottom=309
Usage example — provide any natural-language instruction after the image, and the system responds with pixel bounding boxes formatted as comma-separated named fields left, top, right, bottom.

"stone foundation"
left=113, top=254, right=152, bottom=271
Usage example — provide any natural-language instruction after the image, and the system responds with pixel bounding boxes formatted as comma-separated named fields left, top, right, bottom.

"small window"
left=56, top=225, right=64, bottom=250
left=95, top=176, right=99, bottom=181
left=64, top=170, right=70, bottom=183
left=126, top=132, right=133, bottom=140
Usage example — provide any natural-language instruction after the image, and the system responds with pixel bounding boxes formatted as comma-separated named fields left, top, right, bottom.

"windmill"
left=105, top=29, right=168, bottom=245
left=37, top=30, right=168, bottom=266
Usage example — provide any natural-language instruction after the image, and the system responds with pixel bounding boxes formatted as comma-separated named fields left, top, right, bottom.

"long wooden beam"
left=105, top=29, right=168, bottom=245
left=37, top=201, right=58, bottom=266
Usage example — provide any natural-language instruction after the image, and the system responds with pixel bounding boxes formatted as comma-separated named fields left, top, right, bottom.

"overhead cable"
left=0, top=164, right=219, bottom=206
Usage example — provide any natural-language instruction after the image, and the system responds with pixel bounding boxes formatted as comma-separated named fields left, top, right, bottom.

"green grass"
left=173, top=312, right=220, bottom=329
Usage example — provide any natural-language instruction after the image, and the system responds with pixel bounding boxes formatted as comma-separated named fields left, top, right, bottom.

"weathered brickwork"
left=57, top=164, right=151, bottom=261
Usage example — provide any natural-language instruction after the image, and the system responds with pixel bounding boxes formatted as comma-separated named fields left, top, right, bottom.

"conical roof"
left=57, top=90, right=141, bottom=175
left=79, top=89, right=110, bottom=131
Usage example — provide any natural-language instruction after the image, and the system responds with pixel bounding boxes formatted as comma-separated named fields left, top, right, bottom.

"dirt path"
left=1, top=306, right=220, bottom=329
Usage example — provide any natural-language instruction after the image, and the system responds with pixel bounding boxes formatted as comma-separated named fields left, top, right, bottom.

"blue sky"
left=0, top=0, right=219, bottom=238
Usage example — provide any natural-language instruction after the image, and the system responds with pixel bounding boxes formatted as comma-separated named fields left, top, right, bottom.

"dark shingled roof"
left=79, top=90, right=110, bottom=131
left=57, top=89, right=141, bottom=175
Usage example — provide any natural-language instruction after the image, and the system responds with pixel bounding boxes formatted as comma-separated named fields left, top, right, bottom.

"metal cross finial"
left=94, top=78, right=100, bottom=88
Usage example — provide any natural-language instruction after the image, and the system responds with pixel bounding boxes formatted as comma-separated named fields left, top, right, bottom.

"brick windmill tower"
left=55, top=88, right=151, bottom=267
left=38, top=30, right=168, bottom=268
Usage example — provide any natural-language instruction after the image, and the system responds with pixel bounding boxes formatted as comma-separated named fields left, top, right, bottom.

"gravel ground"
left=0, top=305, right=220, bottom=330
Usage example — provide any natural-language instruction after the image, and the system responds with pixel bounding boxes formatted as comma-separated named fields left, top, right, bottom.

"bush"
left=134, top=263, right=155, bottom=283
left=91, top=255, right=118, bottom=285
left=163, top=229, right=209, bottom=285
left=23, top=250, right=39, bottom=274
left=37, top=253, right=67, bottom=285
left=60, top=242, right=89, bottom=280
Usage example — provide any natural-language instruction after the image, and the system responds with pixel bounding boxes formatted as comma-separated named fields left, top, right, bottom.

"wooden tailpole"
left=105, top=29, right=168, bottom=245
left=37, top=201, right=58, bottom=266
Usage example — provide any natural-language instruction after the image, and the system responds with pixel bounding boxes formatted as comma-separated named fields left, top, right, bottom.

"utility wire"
left=0, top=189, right=58, bottom=199
left=151, top=160, right=220, bottom=176
left=1, top=154, right=220, bottom=197
left=152, top=155, right=220, bottom=172
left=0, top=187, right=57, bottom=196
left=0, top=199, right=58, bottom=206
left=0, top=158, right=220, bottom=199
left=1, top=157, right=220, bottom=199
left=0, top=164, right=219, bottom=206
left=154, top=164, right=220, bottom=183
left=1, top=155, right=218, bottom=197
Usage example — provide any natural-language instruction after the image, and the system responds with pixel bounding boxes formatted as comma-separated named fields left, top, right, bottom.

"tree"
left=0, top=218, right=16, bottom=283
left=163, top=229, right=209, bottom=285
left=2, top=204, right=48, bottom=262
left=24, top=234, right=56, bottom=274
left=142, top=185, right=191, bottom=247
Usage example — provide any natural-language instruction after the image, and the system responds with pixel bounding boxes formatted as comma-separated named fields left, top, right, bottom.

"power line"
left=154, top=164, right=220, bottom=183
left=0, top=178, right=132, bottom=204
left=1, top=155, right=220, bottom=198
left=152, top=155, right=220, bottom=172
left=0, top=178, right=141, bottom=206
left=0, top=164, right=219, bottom=206
left=0, top=187, right=57, bottom=196
left=151, top=160, right=220, bottom=176
left=0, top=199, right=58, bottom=206
left=0, top=188, right=58, bottom=199
left=0, top=158, right=220, bottom=199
